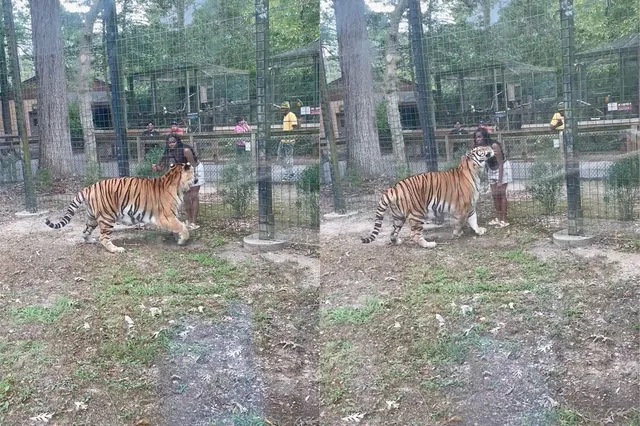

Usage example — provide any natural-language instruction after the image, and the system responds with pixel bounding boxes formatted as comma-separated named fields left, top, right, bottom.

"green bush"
left=35, top=167, right=53, bottom=192
left=133, top=146, right=165, bottom=178
left=0, top=149, right=19, bottom=182
left=443, top=147, right=468, bottom=171
left=604, top=155, right=639, bottom=221
left=83, top=163, right=104, bottom=187
left=295, top=163, right=320, bottom=228
left=220, top=156, right=255, bottom=218
left=526, top=148, right=565, bottom=215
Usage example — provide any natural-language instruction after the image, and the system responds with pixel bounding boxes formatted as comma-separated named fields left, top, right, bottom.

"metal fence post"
left=255, top=0, right=275, bottom=240
left=319, top=45, right=345, bottom=214
left=408, top=0, right=438, bottom=173
left=104, top=0, right=130, bottom=177
left=559, top=0, right=584, bottom=235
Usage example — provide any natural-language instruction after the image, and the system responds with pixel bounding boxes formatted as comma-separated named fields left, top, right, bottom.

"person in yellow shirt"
left=550, top=102, right=565, bottom=149
left=278, top=101, right=298, bottom=181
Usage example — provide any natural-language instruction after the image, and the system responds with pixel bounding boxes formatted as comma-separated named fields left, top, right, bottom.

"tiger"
left=361, top=145, right=495, bottom=249
left=44, top=162, right=195, bottom=253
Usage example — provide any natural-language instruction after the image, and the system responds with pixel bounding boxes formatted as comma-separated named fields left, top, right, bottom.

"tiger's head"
left=466, top=145, right=495, bottom=170
left=167, top=162, right=196, bottom=192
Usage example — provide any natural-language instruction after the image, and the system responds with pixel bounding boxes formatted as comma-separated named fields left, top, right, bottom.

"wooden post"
left=444, top=134, right=452, bottom=163
left=136, top=136, right=143, bottom=164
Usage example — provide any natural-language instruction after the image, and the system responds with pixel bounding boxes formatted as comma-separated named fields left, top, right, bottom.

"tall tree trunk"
left=384, top=0, right=408, bottom=179
left=77, top=0, right=103, bottom=177
left=0, top=13, right=12, bottom=135
left=31, top=0, right=74, bottom=179
left=335, top=0, right=384, bottom=178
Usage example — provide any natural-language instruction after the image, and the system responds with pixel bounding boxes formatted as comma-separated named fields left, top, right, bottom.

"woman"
left=473, top=127, right=511, bottom=228
left=152, top=134, right=204, bottom=230
left=234, top=116, right=251, bottom=156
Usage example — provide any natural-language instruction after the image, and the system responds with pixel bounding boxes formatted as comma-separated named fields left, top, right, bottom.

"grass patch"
left=321, top=297, right=385, bottom=326
left=99, top=254, right=242, bottom=307
left=231, top=413, right=270, bottom=425
left=0, top=376, right=13, bottom=412
left=414, top=267, right=536, bottom=296
left=321, top=340, right=360, bottom=405
left=0, top=340, right=52, bottom=368
left=412, top=332, right=475, bottom=365
left=100, top=333, right=171, bottom=367
left=10, top=297, right=76, bottom=324
left=551, top=408, right=587, bottom=426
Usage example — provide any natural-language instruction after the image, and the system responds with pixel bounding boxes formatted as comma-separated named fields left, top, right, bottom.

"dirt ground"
left=1, top=177, right=639, bottom=426
left=318, top=209, right=639, bottom=426
left=0, top=206, right=319, bottom=426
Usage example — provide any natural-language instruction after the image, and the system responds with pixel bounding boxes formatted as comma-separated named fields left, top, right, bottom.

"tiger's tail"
left=45, top=190, right=87, bottom=229
left=361, top=190, right=393, bottom=244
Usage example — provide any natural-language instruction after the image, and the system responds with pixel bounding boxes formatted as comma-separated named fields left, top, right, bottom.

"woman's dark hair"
left=235, top=116, right=243, bottom=123
left=473, top=127, right=502, bottom=169
left=161, top=134, right=198, bottom=165
left=473, top=127, right=491, bottom=147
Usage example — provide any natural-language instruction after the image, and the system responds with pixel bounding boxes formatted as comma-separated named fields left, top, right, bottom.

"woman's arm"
left=184, top=148, right=197, bottom=165
left=492, top=142, right=504, bottom=183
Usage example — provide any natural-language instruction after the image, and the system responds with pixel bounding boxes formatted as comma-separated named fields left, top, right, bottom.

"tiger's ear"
left=169, top=163, right=176, bottom=169
left=183, top=162, right=192, bottom=170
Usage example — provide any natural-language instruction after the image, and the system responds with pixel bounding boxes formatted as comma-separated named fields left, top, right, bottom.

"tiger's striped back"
left=361, top=146, right=493, bottom=245
left=44, top=163, right=195, bottom=253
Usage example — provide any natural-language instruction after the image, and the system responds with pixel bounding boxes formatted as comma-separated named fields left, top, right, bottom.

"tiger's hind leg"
left=408, top=216, right=436, bottom=249
left=97, top=216, right=125, bottom=253
left=83, top=215, right=99, bottom=244
left=452, top=210, right=467, bottom=238
left=389, top=217, right=405, bottom=245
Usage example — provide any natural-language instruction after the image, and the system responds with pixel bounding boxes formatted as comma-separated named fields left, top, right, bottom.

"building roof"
left=576, top=33, right=639, bottom=61
left=434, top=60, right=557, bottom=78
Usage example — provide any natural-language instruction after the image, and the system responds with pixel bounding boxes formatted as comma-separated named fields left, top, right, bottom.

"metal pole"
left=559, top=0, right=584, bottom=235
left=319, top=46, right=345, bottom=214
left=255, top=0, right=274, bottom=240
left=104, top=0, right=129, bottom=177
left=408, top=0, right=438, bottom=172
left=3, top=0, right=36, bottom=212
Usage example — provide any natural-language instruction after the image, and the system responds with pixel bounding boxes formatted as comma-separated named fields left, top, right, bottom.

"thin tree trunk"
left=78, top=0, right=103, bottom=177
left=0, top=13, right=12, bottom=135
left=31, top=0, right=74, bottom=179
left=384, top=0, right=408, bottom=179
left=4, top=0, right=36, bottom=211
left=335, top=0, right=384, bottom=178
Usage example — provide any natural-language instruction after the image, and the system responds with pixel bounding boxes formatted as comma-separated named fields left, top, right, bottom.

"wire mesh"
left=0, top=0, right=320, bottom=241
left=321, top=0, right=639, bottom=240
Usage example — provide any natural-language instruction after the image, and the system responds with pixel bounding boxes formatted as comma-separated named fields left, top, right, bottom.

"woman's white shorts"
left=192, top=162, right=205, bottom=187
left=488, top=160, right=513, bottom=185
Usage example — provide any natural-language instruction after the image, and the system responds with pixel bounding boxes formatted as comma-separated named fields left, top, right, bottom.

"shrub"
left=526, top=148, right=565, bottom=215
left=220, top=155, right=255, bottom=218
left=295, top=163, right=320, bottom=228
left=133, top=146, right=165, bottom=178
left=604, top=155, right=639, bottom=221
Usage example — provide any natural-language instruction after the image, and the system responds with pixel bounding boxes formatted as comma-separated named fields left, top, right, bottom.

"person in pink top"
left=166, top=121, right=184, bottom=135
left=234, top=116, right=251, bottom=156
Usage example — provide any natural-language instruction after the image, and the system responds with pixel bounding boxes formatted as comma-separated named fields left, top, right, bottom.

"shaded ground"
left=319, top=211, right=639, bottom=426
left=0, top=209, right=319, bottom=426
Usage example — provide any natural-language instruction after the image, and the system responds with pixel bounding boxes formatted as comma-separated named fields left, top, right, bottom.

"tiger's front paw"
left=475, top=226, right=487, bottom=236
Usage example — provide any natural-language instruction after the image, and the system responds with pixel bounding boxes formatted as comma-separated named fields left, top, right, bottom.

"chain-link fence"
left=321, top=0, right=639, bottom=240
left=0, top=0, right=320, bottom=240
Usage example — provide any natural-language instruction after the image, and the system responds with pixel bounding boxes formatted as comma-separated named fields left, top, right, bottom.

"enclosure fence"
left=0, top=0, right=320, bottom=240
left=321, top=0, right=639, bottom=240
